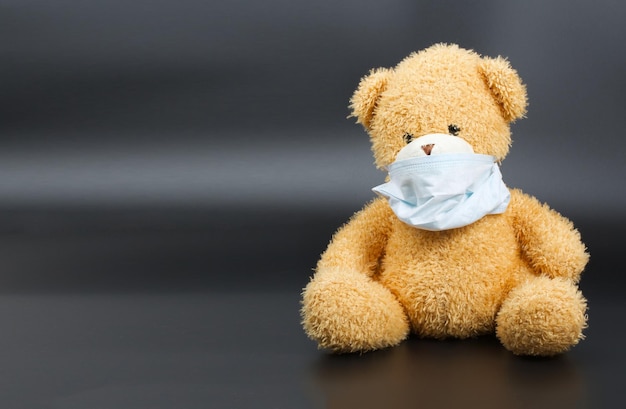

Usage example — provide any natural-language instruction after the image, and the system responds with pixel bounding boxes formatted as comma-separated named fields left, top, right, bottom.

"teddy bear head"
left=349, top=43, right=528, bottom=168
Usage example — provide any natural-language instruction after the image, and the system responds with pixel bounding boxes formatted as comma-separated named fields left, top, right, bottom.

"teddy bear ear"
left=479, top=56, right=528, bottom=122
left=349, top=67, right=393, bottom=129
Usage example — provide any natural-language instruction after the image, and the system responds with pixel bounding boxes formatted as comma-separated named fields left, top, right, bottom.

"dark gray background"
left=1, top=1, right=625, bottom=408
left=2, top=0, right=625, bottom=213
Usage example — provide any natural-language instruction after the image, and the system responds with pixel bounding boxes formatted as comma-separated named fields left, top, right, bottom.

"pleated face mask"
left=372, top=135, right=510, bottom=231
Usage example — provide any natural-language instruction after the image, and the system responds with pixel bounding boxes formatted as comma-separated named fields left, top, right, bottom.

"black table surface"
left=0, top=208, right=622, bottom=408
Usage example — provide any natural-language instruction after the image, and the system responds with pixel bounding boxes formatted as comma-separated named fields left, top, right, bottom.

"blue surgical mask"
left=372, top=153, right=510, bottom=231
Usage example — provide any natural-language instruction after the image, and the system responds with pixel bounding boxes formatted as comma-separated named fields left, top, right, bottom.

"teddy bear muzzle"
left=395, top=133, right=474, bottom=162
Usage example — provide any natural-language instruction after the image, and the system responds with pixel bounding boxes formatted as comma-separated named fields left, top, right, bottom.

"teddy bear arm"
left=315, top=197, right=393, bottom=279
left=509, top=189, right=589, bottom=282
left=301, top=198, right=410, bottom=352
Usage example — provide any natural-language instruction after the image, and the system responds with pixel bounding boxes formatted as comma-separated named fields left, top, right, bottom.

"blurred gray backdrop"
left=3, top=0, right=625, bottom=212
left=1, top=0, right=625, bottom=292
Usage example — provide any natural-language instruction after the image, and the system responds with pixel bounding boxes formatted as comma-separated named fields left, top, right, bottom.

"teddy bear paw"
left=496, top=276, right=587, bottom=356
left=301, top=270, right=410, bottom=353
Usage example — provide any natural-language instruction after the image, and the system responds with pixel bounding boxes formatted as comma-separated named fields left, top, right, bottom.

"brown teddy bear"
left=301, top=43, right=589, bottom=356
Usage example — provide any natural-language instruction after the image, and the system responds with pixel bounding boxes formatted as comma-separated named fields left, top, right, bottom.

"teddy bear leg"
left=301, top=270, right=410, bottom=353
left=496, top=276, right=587, bottom=356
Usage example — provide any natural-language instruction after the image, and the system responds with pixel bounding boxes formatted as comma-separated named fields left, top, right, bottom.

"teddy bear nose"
left=421, top=144, right=435, bottom=155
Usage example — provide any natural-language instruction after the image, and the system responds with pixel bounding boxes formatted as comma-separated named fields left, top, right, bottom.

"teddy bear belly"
left=380, top=221, right=520, bottom=338
left=381, top=268, right=507, bottom=338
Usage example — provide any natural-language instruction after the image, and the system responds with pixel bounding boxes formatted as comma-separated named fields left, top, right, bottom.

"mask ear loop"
left=381, top=165, right=391, bottom=182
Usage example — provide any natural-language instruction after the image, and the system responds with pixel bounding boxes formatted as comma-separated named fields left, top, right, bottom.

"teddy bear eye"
left=448, top=124, right=461, bottom=136
left=403, top=133, right=414, bottom=144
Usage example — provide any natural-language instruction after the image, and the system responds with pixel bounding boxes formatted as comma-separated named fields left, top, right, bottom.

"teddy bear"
left=301, top=43, right=589, bottom=356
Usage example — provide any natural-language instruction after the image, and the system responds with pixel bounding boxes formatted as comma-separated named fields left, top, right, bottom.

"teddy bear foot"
left=496, top=276, right=587, bottom=356
left=301, top=270, right=410, bottom=353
